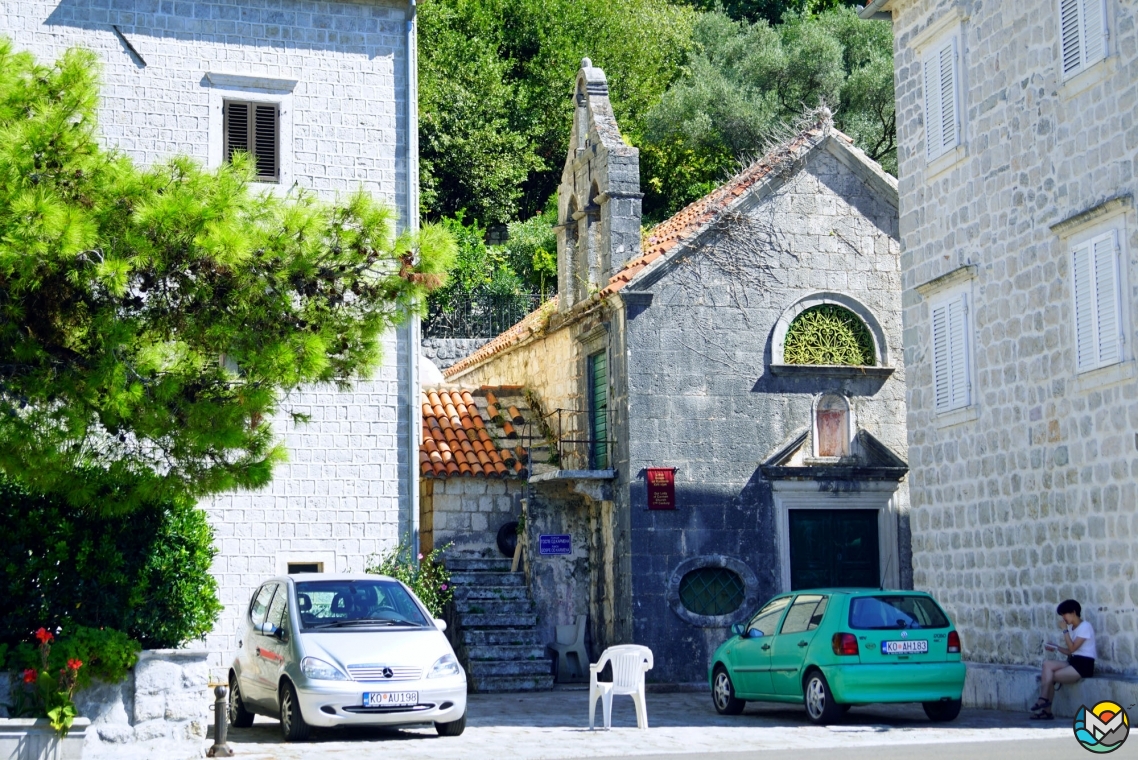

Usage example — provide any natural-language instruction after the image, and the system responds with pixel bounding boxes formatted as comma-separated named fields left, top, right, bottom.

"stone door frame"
left=771, top=480, right=901, bottom=592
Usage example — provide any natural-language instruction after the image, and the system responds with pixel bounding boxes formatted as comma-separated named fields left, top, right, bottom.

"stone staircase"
left=446, top=556, right=555, bottom=692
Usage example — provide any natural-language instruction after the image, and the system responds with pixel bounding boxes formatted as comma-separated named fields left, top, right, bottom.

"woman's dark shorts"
left=1068, top=655, right=1095, bottom=679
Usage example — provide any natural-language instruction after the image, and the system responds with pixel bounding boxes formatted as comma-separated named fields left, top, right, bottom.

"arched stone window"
left=783, top=304, right=876, bottom=366
left=814, top=394, right=851, bottom=458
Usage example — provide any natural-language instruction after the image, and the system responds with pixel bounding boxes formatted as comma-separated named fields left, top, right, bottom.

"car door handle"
left=798, top=641, right=809, bottom=647
left=761, top=644, right=771, bottom=651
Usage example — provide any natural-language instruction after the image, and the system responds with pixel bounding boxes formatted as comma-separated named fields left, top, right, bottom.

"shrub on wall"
left=0, top=478, right=221, bottom=649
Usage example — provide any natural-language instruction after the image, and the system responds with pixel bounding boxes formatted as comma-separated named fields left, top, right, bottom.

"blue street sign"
left=538, top=534, right=572, bottom=555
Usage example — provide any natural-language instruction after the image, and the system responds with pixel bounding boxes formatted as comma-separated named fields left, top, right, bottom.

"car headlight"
left=427, top=654, right=462, bottom=679
left=301, top=656, right=349, bottom=681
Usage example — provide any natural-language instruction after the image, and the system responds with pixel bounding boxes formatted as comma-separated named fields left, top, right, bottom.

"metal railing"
left=542, top=407, right=613, bottom=472
left=423, top=290, right=547, bottom=339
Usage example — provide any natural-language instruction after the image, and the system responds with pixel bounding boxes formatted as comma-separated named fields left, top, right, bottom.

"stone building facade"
left=441, top=61, right=908, bottom=683
left=2, top=0, right=421, bottom=678
left=863, top=0, right=1138, bottom=687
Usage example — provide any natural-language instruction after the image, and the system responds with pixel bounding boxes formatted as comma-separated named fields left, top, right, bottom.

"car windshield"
left=295, top=580, right=430, bottom=630
left=848, top=595, right=950, bottom=630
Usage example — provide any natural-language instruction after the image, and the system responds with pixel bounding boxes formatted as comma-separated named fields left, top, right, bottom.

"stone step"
left=470, top=674, right=555, bottom=693
left=467, top=658, right=551, bottom=678
left=446, top=557, right=513, bottom=572
left=454, top=599, right=534, bottom=615
left=460, top=612, right=539, bottom=629
left=453, top=585, right=530, bottom=601
left=466, top=644, right=548, bottom=661
left=461, top=628, right=546, bottom=647
left=449, top=571, right=526, bottom=587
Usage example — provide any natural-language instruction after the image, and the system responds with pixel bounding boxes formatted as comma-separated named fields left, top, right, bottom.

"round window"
left=678, top=567, right=746, bottom=617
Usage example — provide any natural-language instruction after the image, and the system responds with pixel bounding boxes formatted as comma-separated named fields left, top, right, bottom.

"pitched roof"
left=600, top=123, right=829, bottom=297
left=443, top=121, right=891, bottom=380
left=419, top=387, right=531, bottom=479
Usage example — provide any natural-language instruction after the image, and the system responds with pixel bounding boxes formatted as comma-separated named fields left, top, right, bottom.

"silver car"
left=228, top=573, right=467, bottom=741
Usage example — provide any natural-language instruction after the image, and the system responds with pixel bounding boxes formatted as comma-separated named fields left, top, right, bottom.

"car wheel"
left=923, top=698, right=962, bottom=722
left=435, top=710, right=467, bottom=736
left=803, top=670, right=843, bottom=725
left=712, top=666, right=746, bottom=716
left=228, top=673, right=255, bottom=728
left=279, top=681, right=311, bottom=742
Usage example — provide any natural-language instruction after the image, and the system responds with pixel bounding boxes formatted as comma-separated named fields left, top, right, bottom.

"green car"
left=708, top=589, right=966, bottom=725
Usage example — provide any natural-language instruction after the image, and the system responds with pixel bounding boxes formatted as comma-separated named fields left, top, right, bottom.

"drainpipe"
left=406, top=0, right=421, bottom=561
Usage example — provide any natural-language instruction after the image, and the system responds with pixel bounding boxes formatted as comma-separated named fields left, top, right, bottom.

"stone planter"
left=0, top=718, right=90, bottom=760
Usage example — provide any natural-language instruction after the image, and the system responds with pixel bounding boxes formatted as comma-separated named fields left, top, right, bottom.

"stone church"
left=425, top=60, right=910, bottom=683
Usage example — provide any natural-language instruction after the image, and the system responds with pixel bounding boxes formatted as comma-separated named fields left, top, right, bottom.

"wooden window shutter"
left=933, top=293, right=970, bottom=412
left=222, top=100, right=280, bottom=183
left=923, top=36, right=959, bottom=161
left=1073, top=231, right=1122, bottom=371
left=1061, top=0, right=1107, bottom=77
left=253, top=104, right=279, bottom=182
left=224, top=101, right=249, bottom=163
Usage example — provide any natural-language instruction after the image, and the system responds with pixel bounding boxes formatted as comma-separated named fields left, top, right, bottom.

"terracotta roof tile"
left=419, top=387, right=531, bottom=479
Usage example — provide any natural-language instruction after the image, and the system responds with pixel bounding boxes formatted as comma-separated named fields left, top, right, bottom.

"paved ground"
left=222, top=689, right=1079, bottom=760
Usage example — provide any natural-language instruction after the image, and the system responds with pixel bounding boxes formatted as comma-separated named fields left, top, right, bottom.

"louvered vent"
left=222, top=100, right=280, bottom=183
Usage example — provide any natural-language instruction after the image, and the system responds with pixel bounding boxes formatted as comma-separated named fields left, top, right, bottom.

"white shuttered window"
left=923, top=35, right=960, bottom=162
left=1059, top=0, right=1108, bottom=78
left=932, top=292, right=971, bottom=412
left=1072, top=230, right=1123, bottom=372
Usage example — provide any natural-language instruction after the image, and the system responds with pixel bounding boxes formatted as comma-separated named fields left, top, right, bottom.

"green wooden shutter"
left=588, top=351, right=608, bottom=469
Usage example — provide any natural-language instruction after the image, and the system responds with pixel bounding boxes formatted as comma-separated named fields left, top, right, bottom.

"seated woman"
left=1031, top=599, right=1096, bottom=720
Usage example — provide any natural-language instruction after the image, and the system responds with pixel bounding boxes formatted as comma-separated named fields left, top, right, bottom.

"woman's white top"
left=1068, top=621, right=1097, bottom=659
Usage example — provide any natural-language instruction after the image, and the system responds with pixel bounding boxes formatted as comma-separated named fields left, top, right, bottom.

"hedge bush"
left=0, top=479, right=221, bottom=649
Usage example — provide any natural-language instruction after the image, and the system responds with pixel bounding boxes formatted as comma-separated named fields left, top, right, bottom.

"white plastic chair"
left=548, top=615, right=588, bottom=683
left=588, top=644, right=654, bottom=730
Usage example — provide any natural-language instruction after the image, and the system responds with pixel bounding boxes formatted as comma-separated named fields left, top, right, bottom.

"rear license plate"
left=364, top=691, right=418, bottom=707
left=882, top=640, right=928, bottom=654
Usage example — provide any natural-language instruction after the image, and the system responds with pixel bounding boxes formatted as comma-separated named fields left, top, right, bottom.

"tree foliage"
left=641, top=7, right=895, bottom=219
left=0, top=477, right=221, bottom=649
left=0, top=40, right=456, bottom=510
left=418, top=0, right=697, bottom=224
left=683, top=0, right=863, bottom=26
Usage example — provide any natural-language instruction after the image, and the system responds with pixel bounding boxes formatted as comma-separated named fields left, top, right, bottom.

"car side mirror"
left=257, top=621, right=278, bottom=636
left=731, top=623, right=745, bottom=637
left=275, top=626, right=289, bottom=642
left=434, top=618, right=447, bottom=632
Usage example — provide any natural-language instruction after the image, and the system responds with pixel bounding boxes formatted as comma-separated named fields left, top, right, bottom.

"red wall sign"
left=646, top=468, right=676, bottom=510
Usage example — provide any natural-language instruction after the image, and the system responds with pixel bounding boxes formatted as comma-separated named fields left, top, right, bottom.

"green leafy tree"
left=419, top=0, right=696, bottom=224
left=642, top=6, right=894, bottom=219
left=0, top=41, right=456, bottom=511
left=683, top=0, right=863, bottom=25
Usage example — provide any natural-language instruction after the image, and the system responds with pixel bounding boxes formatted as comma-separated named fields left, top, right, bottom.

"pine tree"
left=0, top=40, right=455, bottom=513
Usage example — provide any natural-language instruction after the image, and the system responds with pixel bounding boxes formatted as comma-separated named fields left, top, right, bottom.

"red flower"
left=22, top=669, right=37, bottom=684
left=67, top=659, right=83, bottom=671
left=34, top=627, right=53, bottom=645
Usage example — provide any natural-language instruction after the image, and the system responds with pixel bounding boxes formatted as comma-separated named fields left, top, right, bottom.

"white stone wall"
left=1, top=0, right=415, bottom=677
left=890, top=0, right=1138, bottom=672
left=202, top=331, right=410, bottom=674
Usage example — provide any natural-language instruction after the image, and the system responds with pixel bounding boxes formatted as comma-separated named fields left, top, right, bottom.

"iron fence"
left=423, top=290, right=547, bottom=339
